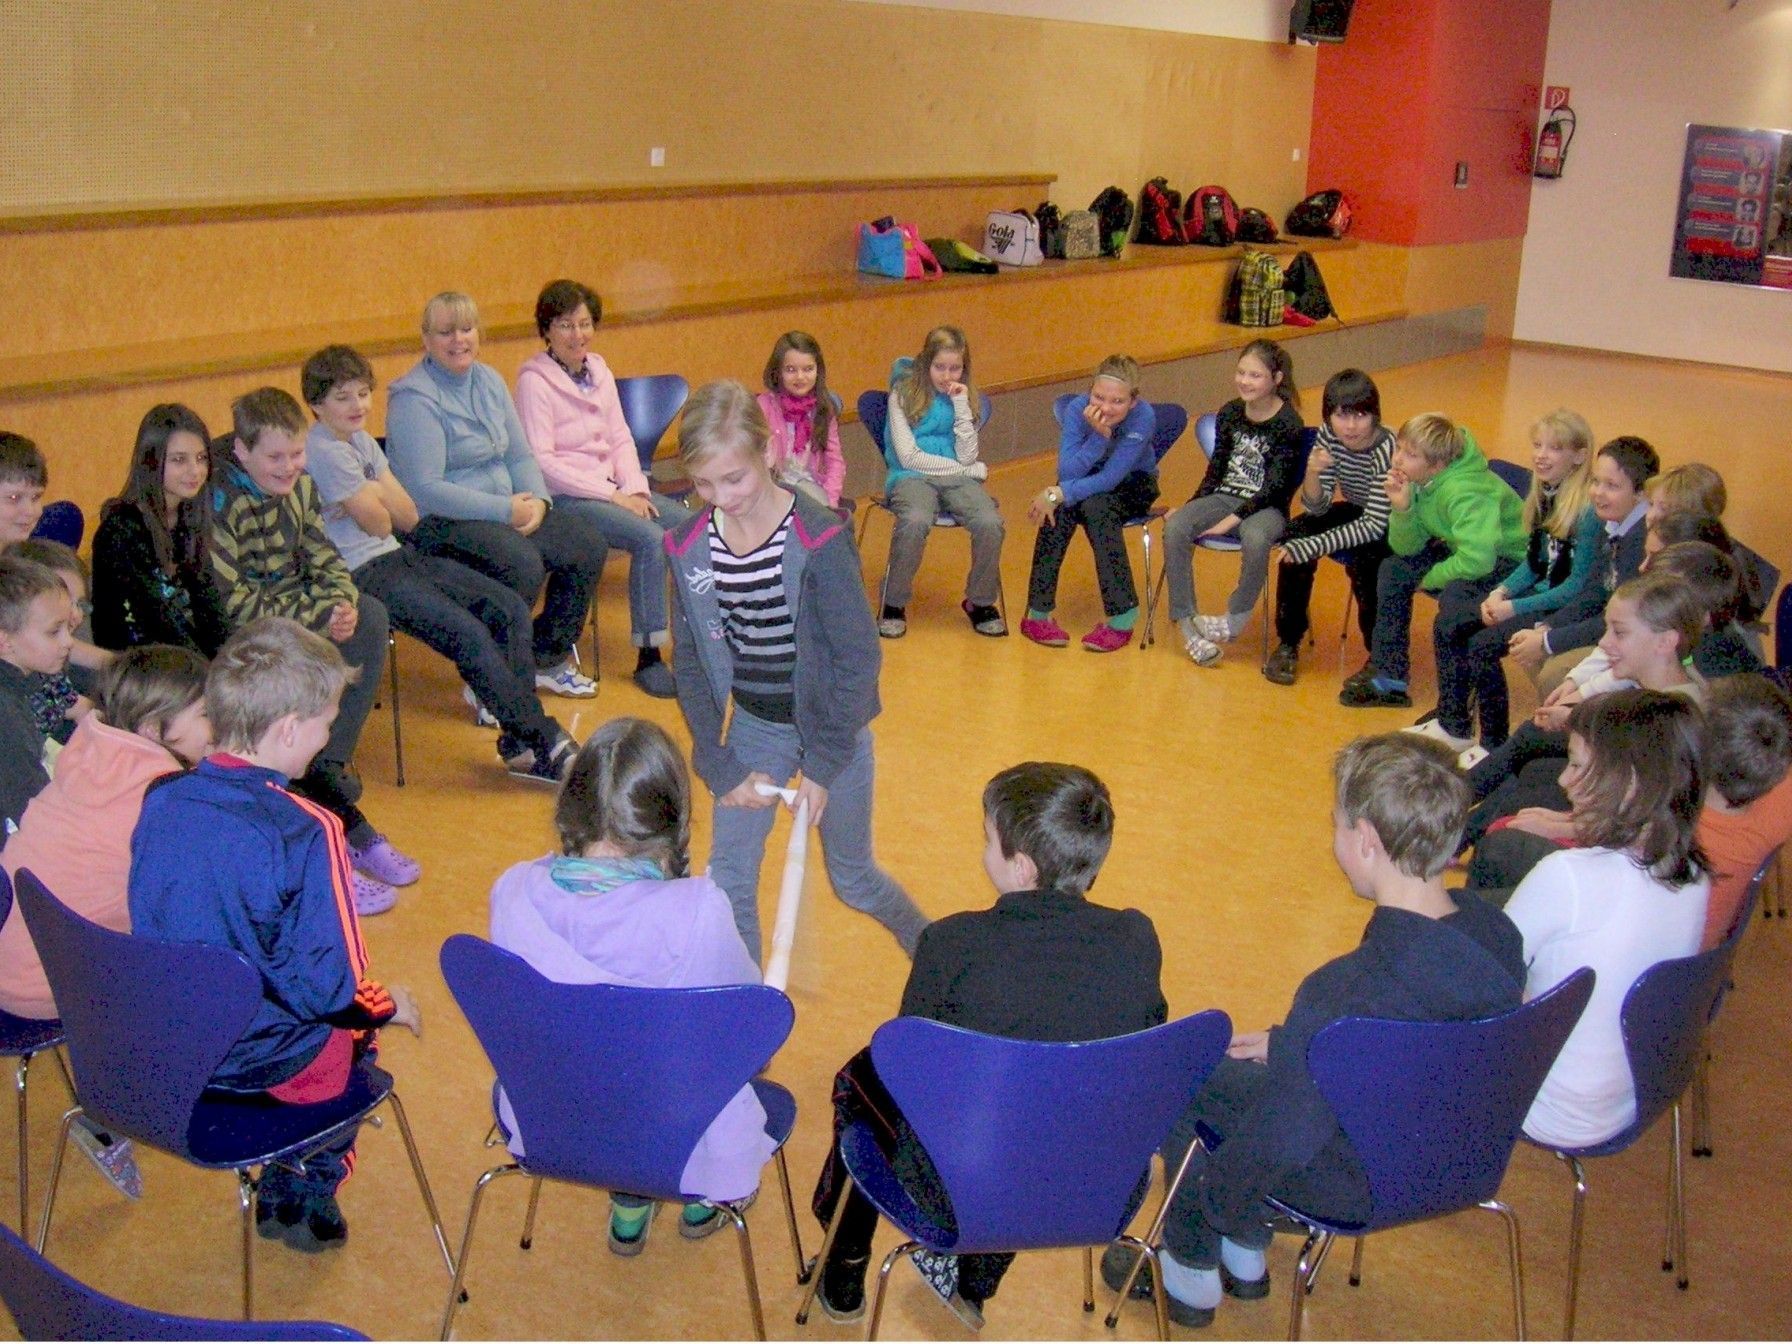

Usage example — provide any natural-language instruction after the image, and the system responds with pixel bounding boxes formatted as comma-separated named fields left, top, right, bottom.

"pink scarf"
left=777, top=391, right=818, bottom=462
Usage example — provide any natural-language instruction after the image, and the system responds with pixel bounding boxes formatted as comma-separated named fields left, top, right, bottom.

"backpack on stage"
left=1187, top=185, right=1240, bottom=246
left=1281, top=250, right=1336, bottom=324
left=1285, top=189, right=1354, bottom=239
left=1061, top=209, right=1102, bottom=260
left=1089, top=186, right=1135, bottom=256
left=1035, top=201, right=1065, bottom=258
left=1225, top=249, right=1287, bottom=327
left=1236, top=206, right=1279, bottom=244
left=1137, top=177, right=1188, bottom=245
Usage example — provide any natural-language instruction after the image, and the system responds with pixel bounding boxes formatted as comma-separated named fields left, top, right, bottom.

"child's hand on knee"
left=1227, top=1029, right=1270, bottom=1062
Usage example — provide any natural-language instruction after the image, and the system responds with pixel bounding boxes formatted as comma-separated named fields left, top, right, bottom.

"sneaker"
left=1020, top=616, right=1069, bottom=648
left=1177, top=618, right=1222, bottom=667
left=1101, top=1245, right=1213, bottom=1328
left=632, top=659, right=677, bottom=699
left=1262, top=643, right=1299, bottom=686
left=818, top=1252, right=869, bottom=1324
left=878, top=606, right=907, bottom=639
left=911, top=1248, right=984, bottom=1330
left=961, top=600, right=1007, bottom=637
left=1082, top=622, right=1134, bottom=653
left=462, top=684, right=499, bottom=728
left=1403, top=719, right=1475, bottom=753
left=608, top=1200, right=656, bottom=1257
left=1458, top=744, right=1491, bottom=770
left=256, top=1194, right=303, bottom=1242
left=283, top=1192, right=349, bottom=1253
left=508, top=734, right=577, bottom=785
left=536, top=659, right=598, bottom=698
left=1194, top=613, right=1236, bottom=644
left=70, top=1119, right=141, bottom=1200
left=351, top=872, right=397, bottom=917
left=1342, top=660, right=1376, bottom=690
left=350, top=835, right=420, bottom=887
left=1339, top=677, right=1412, bottom=709
left=1220, top=1262, right=1271, bottom=1300
left=679, top=1189, right=752, bottom=1240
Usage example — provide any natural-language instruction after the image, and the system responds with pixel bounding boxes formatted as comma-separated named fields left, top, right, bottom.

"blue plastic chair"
left=1252, top=968, right=1595, bottom=1340
left=1047, top=396, right=1188, bottom=651
left=13, top=870, right=455, bottom=1321
left=437, top=935, right=804, bottom=1341
left=1489, top=458, right=1533, bottom=498
left=794, top=1010, right=1232, bottom=1341
left=616, top=372, right=691, bottom=495
left=855, top=381, right=1004, bottom=625
left=27, top=504, right=83, bottom=551
left=1690, top=851, right=1772, bottom=1156
left=0, top=1220, right=365, bottom=1340
left=0, top=872, right=69, bottom=1233
left=1524, top=944, right=1739, bottom=1339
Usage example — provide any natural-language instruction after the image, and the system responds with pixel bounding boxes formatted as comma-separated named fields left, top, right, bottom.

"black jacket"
left=0, top=661, right=49, bottom=832
left=90, top=502, right=231, bottom=656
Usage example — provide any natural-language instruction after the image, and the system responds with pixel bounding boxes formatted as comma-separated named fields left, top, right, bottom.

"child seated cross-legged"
left=211, top=388, right=418, bottom=914
left=489, top=716, right=772, bottom=1253
left=1263, top=368, right=1395, bottom=687
left=1340, top=413, right=1526, bottom=709
left=1163, top=340, right=1306, bottom=667
left=1019, top=355, right=1159, bottom=652
left=301, top=345, right=577, bottom=785
left=877, top=326, right=1006, bottom=639
left=1106, top=734, right=1523, bottom=1328
left=810, top=762, right=1167, bottom=1328
left=129, top=617, right=421, bottom=1252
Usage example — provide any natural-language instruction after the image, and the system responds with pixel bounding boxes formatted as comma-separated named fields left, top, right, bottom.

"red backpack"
left=1186, top=186, right=1240, bottom=246
left=1136, top=178, right=1188, bottom=245
left=1285, top=189, right=1354, bottom=239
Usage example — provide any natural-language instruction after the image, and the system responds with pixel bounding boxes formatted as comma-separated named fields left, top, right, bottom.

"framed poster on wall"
left=1670, top=124, right=1792, bottom=291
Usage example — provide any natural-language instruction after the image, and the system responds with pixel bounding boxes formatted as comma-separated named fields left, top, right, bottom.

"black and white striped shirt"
left=1280, top=425, right=1395, bottom=564
left=712, top=504, right=797, bottom=723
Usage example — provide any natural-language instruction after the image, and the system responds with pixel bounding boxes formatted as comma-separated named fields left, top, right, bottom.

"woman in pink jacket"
left=514, top=280, right=693, bottom=698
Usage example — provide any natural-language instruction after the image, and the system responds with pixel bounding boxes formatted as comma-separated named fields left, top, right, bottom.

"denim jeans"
left=1162, top=494, right=1286, bottom=622
left=552, top=493, right=694, bottom=646
left=706, top=707, right=928, bottom=964
left=1367, top=542, right=1449, bottom=682
left=1432, top=578, right=1522, bottom=743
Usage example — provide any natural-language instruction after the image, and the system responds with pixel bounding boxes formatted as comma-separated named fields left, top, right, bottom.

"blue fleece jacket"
left=1057, top=396, right=1157, bottom=506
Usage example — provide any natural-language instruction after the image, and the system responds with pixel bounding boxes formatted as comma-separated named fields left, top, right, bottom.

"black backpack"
left=1136, top=177, right=1187, bottom=245
left=1089, top=186, right=1134, bottom=256
left=1283, top=251, right=1337, bottom=322
left=1035, top=201, right=1064, bottom=259
left=1285, top=189, right=1354, bottom=239
left=1236, top=207, right=1279, bottom=244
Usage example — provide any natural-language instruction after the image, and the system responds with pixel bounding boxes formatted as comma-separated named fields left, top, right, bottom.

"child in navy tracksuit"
left=130, top=616, right=419, bottom=1253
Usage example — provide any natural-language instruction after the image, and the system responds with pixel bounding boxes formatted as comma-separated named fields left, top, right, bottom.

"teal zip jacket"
left=1386, top=432, right=1527, bottom=591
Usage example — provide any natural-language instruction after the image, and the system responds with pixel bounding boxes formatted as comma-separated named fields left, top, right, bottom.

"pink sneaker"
left=1081, top=623, right=1134, bottom=653
left=352, top=872, right=397, bottom=917
left=351, top=835, right=421, bottom=887
left=1020, top=616, right=1070, bottom=647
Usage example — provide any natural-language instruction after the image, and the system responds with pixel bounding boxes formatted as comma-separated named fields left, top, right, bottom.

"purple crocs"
left=352, top=872, right=397, bottom=917
left=351, top=835, right=421, bottom=887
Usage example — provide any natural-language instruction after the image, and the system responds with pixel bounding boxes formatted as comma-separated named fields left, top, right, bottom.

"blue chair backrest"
left=439, top=935, right=793, bottom=1196
left=1307, top=968, right=1595, bottom=1229
left=615, top=374, right=690, bottom=479
left=30, top=502, right=84, bottom=550
left=1295, top=425, right=1318, bottom=479
left=1619, top=942, right=1737, bottom=1136
left=869, top=1010, right=1231, bottom=1254
left=0, top=869, right=12, bottom=932
left=857, top=389, right=890, bottom=457
left=1777, top=582, right=1792, bottom=671
left=0, top=1220, right=364, bottom=1340
left=1488, top=459, right=1532, bottom=498
left=1194, top=412, right=1217, bottom=461
left=13, top=870, right=260, bottom=1155
left=1149, top=403, right=1189, bottom=468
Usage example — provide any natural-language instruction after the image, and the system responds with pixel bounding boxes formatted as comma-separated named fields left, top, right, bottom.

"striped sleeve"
left=1281, top=430, right=1394, bottom=563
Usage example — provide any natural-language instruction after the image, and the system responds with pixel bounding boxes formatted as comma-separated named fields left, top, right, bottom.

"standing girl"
left=877, top=326, right=1006, bottom=639
left=489, top=717, right=773, bottom=1252
left=1505, top=691, right=1709, bottom=1148
left=758, top=331, right=846, bottom=510
left=1019, top=355, right=1158, bottom=652
left=665, top=381, right=928, bottom=962
left=90, top=404, right=231, bottom=656
left=1418, top=409, right=1599, bottom=753
left=1162, top=339, right=1306, bottom=666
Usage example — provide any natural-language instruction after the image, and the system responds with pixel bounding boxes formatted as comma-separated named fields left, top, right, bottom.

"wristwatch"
left=1046, top=485, right=1064, bottom=506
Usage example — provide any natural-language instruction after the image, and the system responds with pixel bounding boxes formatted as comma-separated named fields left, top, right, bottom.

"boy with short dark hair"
left=210, top=387, right=417, bottom=913
left=129, top=617, right=420, bottom=1252
left=1342, top=413, right=1527, bottom=709
left=1109, top=735, right=1523, bottom=1328
left=0, top=556, right=74, bottom=830
left=300, top=345, right=575, bottom=784
left=0, top=433, right=48, bottom=547
left=811, top=761, right=1167, bottom=1328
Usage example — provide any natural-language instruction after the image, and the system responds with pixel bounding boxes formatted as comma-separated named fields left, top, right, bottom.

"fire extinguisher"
left=1534, top=105, right=1575, bottom=179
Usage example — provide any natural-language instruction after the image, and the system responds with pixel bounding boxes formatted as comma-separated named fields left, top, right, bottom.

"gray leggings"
left=1162, top=493, right=1286, bottom=622
left=882, top=476, right=1005, bottom=609
left=706, top=707, right=929, bottom=964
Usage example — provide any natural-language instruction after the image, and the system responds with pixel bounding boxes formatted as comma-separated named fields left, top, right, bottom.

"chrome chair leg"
left=237, top=1168, right=257, bottom=1319
left=1481, top=1198, right=1528, bottom=1341
left=794, top=1173, right=850, bottom=1325
left=34, top=1105, right=80, bottom=1254
left=1139, top=528, right=1157, bottom=649
left=1306, top=1232, right=1335, bottom=1293
left=1289, top=1228, right=1331, bottom=1341
left=1082, top=1245, right=1095, bottom=1312
left=1560, top=1153, right=1588, bottom=1340
left=1690, top=1049, right=1713, bottom=1158
left=866, top=1237, right=919, bottom=1342
left=439, top=1163, right=528, bottom=1340
left=1106, top=1141, right=1202, bottom=1328
left=519, top=1176, right=544, bottom=1249
left=1339, top=586, right=1356, bottom=653
left=724, top=1200, right=767, bottom=1341
left=773, top=1148, right=808, bottom=1282
left=1348, top=1235, right=1365, bottom=1285
left=388, top=1091, right=456, bottom=1277
left=387, top=636, right=406, bottom=787
left=14, top=1056, right=29, bottom=1232
left=1668, top=1103, right=1688, bottom=1289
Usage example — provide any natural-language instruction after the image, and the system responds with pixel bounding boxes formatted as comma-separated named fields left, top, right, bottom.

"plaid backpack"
left=1186, top=185, right=1240, bottom=246
left=1089, top=186, right=1135, bottom=256
left=1225, top=249, right=1287, bottom=327
left=1137, top=177, right=1188, bottom=245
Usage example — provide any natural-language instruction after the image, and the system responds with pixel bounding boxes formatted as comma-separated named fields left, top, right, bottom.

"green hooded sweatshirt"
left=1386, top=430, right=1528, bottom=590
